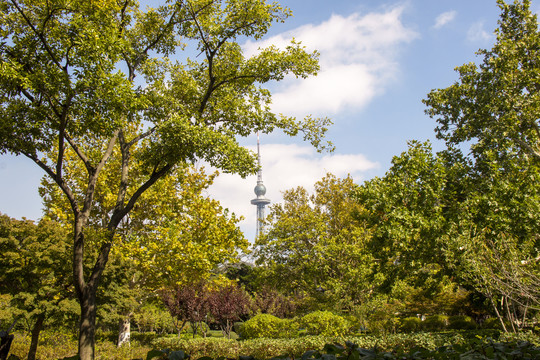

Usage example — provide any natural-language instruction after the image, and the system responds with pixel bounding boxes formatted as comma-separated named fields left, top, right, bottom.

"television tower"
left=251, top=133, right=271, bottom=239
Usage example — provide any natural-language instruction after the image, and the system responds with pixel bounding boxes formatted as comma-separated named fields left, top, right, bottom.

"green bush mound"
left=240, top=311, right=350, bottom=339
left=400, top=317, right=422, bottom=333
left=299, top=311, right=350, bottom=337
left=422, top=315, right=449, bottom=331
left=241, top=314, right=295, bottom=339
left=448, top=315, right=477, bottom=330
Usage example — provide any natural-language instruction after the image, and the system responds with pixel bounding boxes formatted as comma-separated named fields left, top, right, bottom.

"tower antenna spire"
left=251, top=132, right=271, bottom=240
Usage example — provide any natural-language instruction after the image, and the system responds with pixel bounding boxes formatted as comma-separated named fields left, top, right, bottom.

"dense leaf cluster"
left=145, top=339, right=540, bottom=360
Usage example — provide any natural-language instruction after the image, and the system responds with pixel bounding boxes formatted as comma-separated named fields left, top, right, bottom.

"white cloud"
left=433, top=11, right=457, bottom=29
left=242, top=6, right=418, bottom=117
left=467, top=21, right=492, bottom=42
left=207, top=144, right=379, bottom=241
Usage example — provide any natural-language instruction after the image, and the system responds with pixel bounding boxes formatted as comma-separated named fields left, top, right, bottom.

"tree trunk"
left=78, top=287, right=97, bottom=360
left=489, top=295, right=508, bottom=332
left=27, top=313, right=45, bottom=360
left=117, top=316, right=131, bottom=347
left=0, top=333, right=13, bottom=360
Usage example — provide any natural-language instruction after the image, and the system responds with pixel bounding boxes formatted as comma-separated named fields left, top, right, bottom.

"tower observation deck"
left=251, top=133, right=271, bottom=239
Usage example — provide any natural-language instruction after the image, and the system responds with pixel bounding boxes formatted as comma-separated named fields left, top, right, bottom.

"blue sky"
left=0, top=0, right=534, bottom=241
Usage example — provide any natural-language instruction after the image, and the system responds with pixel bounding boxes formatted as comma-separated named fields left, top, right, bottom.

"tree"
left=0, top=1, right=330, bottom=358
left=0, top=214, right=77, bottom=360
left=42, top=164, right=249, bottom=345
left=161, top=281, right=210, bottom=338
left=423, top=0, right=540, bottom=329
left=425, top=0, right=540, bottom=165
left=206, top=283, right=252, bottom=338
left=254, top=174, right=377, bottom=311
left=355, top=141, right=451, bottom=292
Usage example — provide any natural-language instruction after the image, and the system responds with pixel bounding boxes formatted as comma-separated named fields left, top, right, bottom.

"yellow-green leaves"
left=1, top=1, right=330, bottom=354
left=255, top=174, right=375, bottom=311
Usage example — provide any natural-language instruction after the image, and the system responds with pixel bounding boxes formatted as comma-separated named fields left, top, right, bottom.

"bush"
left=422, top=315, right=449, bottom=331
left=482, top=317, right=510, bottom=330
left=366, top=312, right=400, bottom=335
left=400, top=317, right=422, bottom=333
left=233, top=322, right=244, bottom=338
left=242, top=314, right=294, bottom=339
left=299, top=311, right=349, bottom=337
left=343, top=315, right=363, bottom=334
left=448, top=315, right=477, bottom=330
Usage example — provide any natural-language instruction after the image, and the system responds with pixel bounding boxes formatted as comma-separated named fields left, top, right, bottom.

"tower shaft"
left=251, top=133, right=270, bottom=240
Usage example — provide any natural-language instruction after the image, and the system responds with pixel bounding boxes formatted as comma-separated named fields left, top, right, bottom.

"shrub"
left=343, top=315, right=363, bottom=334
left=366, top=312, right=400, bottom=335
left=299, top=311, right=349, bottom=337
left=242, top=313, right=294, bottom=339
left=482, top=317, right=509, bottom=330
left=422, top=315, right=449, bottom=331
left=400, top=317, right=422, bottom=333
left=448, top=315, right=477, bottom=330
left=233, top=322, right=244, bottom=338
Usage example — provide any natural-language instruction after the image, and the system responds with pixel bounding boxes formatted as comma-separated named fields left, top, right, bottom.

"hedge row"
left=236, top=312, right=510, bottom=339
left=147, top=339, right=540, bottom=360
left=150, top=331, right=540, bottom=359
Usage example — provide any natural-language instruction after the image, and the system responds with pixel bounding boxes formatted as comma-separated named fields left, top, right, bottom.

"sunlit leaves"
left=356, top=141, right=450, bottom=291
left=255, top=174, right=376, bottom=311
left=0, top=0, right=330, bottom=354
left=424, top=0, right=540, bottom=164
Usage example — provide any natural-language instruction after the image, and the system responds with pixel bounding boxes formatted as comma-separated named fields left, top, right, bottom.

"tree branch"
left=88, top=162, right=173, bottom=288
left=9, top=0, right=63, bottom=70
left=126, top=126, right=156, bottom=148
left=21, top=151, right=80, bottom=215
left=113, top=130, right=130, bottom=215
left=64, top=132, right=92, bottom=172
left=109, top=163, right=173, bottom=230
left=81, top=131, right=119, bottom=218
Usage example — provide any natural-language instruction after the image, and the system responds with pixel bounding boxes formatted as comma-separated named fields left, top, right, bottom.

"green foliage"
left=423, top=0, right=540, bottom=316
left=241, top=314, right=294, bottom=339
left=149, top=336, right=540, bottom=360
left=146, top=348, right=189, bottom=360
left=448, top=315, right=477, bottom=330
left=299, top=311, right=350, bottom=337
left=400, top=317, right=422, bottom=333
left=0, top=215, right=77, bottom=359
left=0, top=0, right=332, bottom=356
left=133, top=304, right=175, bottom=334
left=355, top=141, right=450, bottom=293
left=366, top=314, right=400, bottom=335
left=422, top=315, right=449, bottom=331
left=255, top=174, right=378, bottom=312
left=483, top=317, right=509, bottom=331
left=499, top=330, right=540, bottom=346
left=12, top=328, right=540, bottom=360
